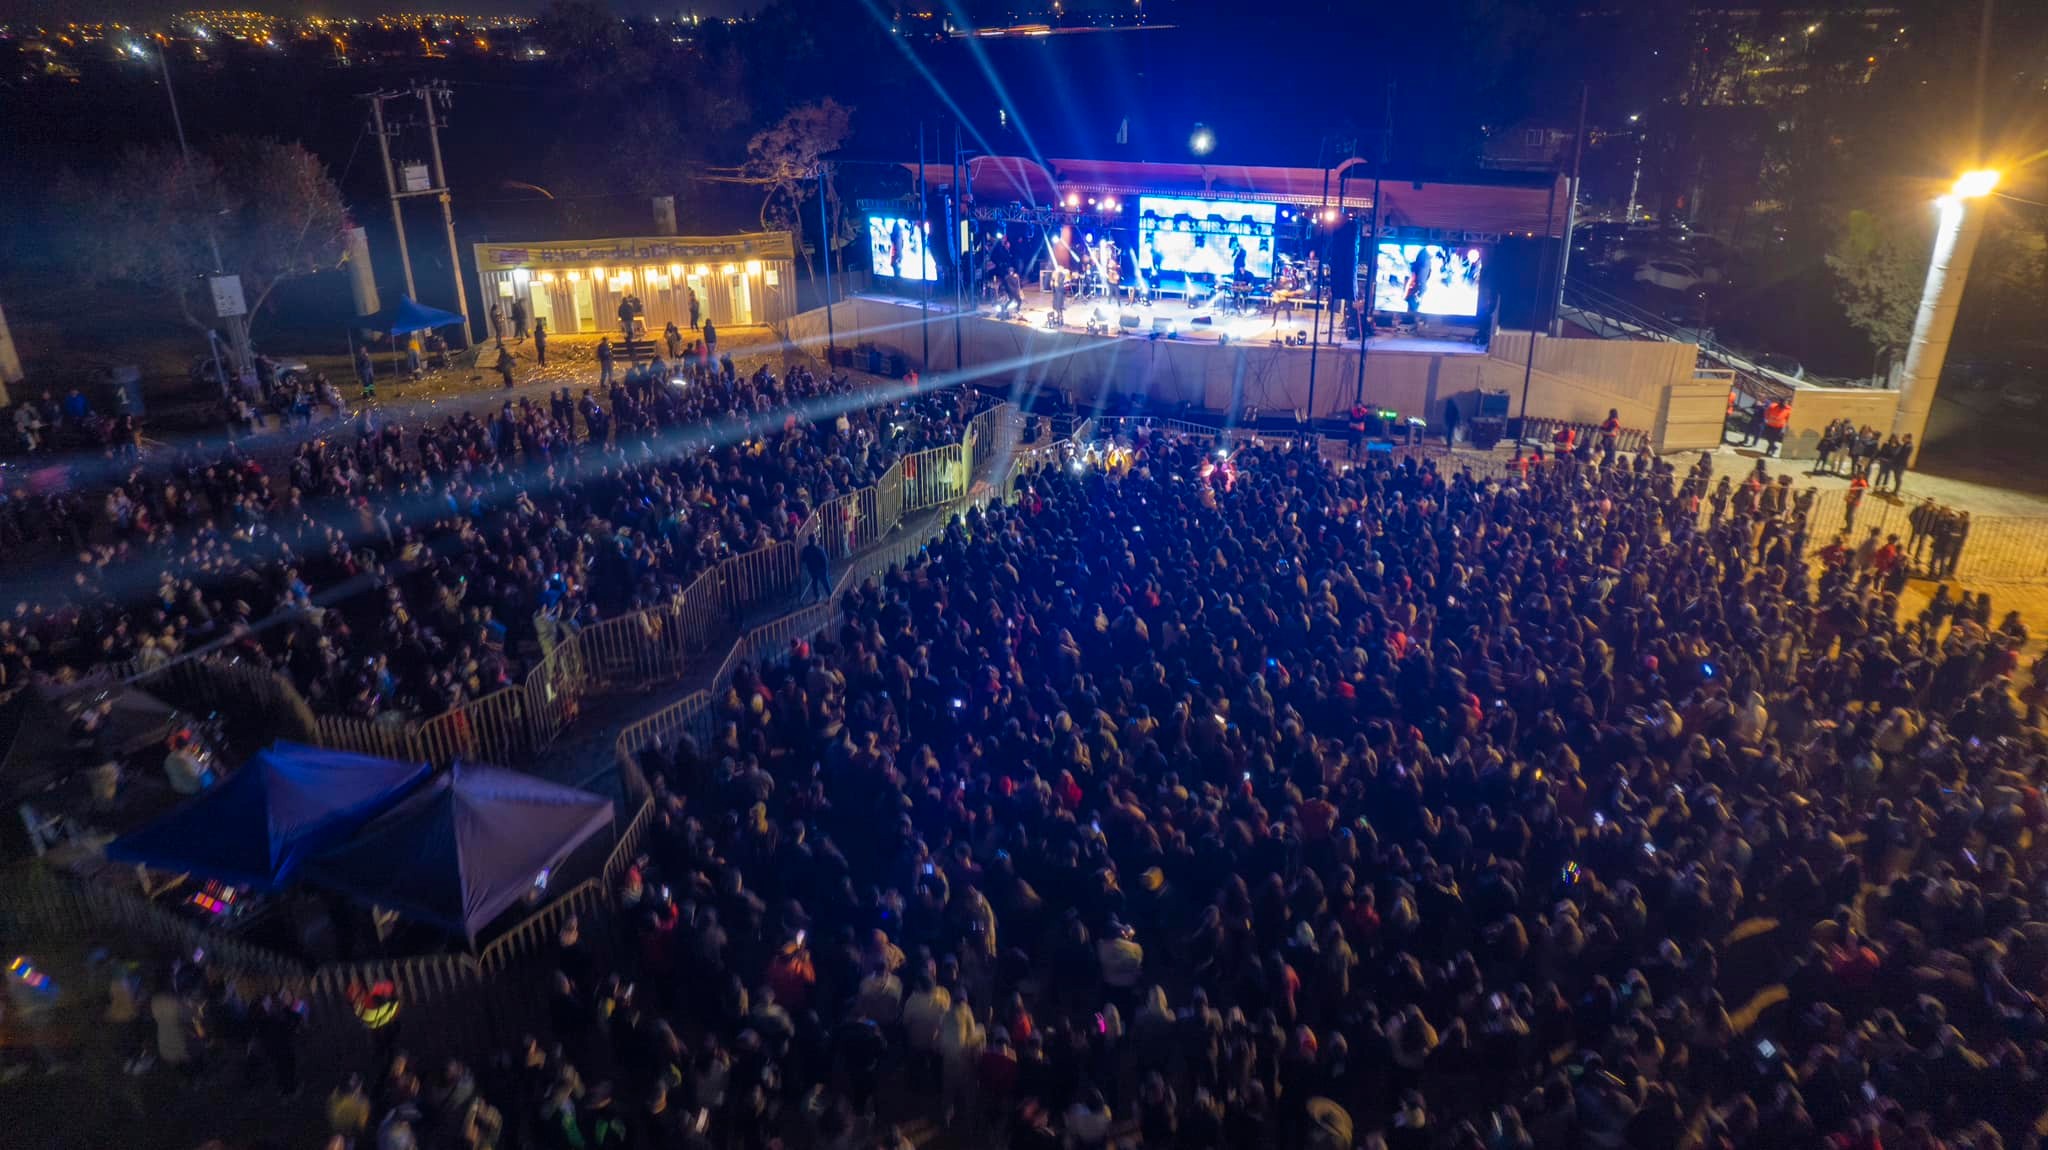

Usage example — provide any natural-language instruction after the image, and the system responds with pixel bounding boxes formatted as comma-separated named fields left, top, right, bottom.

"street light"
left=1891, top=169, right=2002, bottom=466
left=1624, top=115, right=1646, bottom=223
left=1951, top=169, right=2000, bottom=199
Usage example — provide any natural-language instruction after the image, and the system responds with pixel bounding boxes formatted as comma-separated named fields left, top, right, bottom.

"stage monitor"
left=868, top=215, right=938, bottom=282
left=1137, top=196, right=1275, bottom=282
left=1372, top=242, right=1485, bottom=317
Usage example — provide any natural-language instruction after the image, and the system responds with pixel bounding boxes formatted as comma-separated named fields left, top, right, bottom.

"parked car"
left=1754, top=353, right=1805, bottom=382
left=1635, top=258, right=1712, bottom=291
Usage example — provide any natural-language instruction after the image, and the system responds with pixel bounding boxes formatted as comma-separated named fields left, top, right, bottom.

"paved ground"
left=1702, top=439, right=2048, bottom=517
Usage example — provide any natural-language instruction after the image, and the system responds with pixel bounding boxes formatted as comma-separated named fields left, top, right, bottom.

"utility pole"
left=1516, top=180, right=1559, bottom=458
left=1355, top=84, right=1392, bottom=407
left=818, top=163, right=836, bottom=361
left=160, top=44, right=251, bottom=391
left=918, top=122, right=931, bottom=371
left=1551, top=84, right=1588, bottom=336
left=1306, top=153, right=1332, bottom=433
left=951, top=122, right=966, bottom=372
left=416, top=83, right=474, bottom=349
left=366, top=92, right=418, bottom=302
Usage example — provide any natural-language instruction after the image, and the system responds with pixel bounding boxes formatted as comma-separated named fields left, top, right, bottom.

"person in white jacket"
left=937, top=996, right=985, bottom=1125
left=901, top=974, right=952, bottom=1090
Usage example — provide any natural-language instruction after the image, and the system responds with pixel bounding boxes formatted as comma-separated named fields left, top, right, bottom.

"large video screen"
left=1372, top=242, right=1484, bottom=317
left=1137, top=196, right=1275, bottom=281
left=868, top=216, right=937, bottom=282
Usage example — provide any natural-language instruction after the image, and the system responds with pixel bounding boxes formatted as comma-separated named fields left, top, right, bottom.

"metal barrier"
left=0, top=863, right=307, bottom=982
left=305, top=404, right=1023, bottom=780
left=901, top=442, right=967, bottom=512
left=720, top=540, right=801, bottom=615
left=477, top=877, right=607, bottom=974
left=1521, top=415, right=1651, bottom=456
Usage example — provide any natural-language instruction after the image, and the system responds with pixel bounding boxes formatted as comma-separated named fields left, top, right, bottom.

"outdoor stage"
left=787, top=290, right=1707, bottom=430
left=935, top=284, right=1495, bottom=359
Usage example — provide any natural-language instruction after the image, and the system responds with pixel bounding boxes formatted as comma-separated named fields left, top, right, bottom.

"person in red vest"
left=1763, top=399, right=1793, bottom=457
left=1845, top=472, right=1870, bottom=531
left=1599, top=408, right=1622, bottom=463
left=1348, top=403, right=1369, bottom=461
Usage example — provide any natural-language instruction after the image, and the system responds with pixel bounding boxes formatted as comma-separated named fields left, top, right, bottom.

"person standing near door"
left=489, top=302, right=505, bottom=345
left=702, top=319, right=717, bottom=357
left=688, top=288, right=701, bottom=333
left=512, top=297, right=529, bottom=343
left=597, top=337, right=614, bottom=387
left=534, top=318, right=548, bottom=367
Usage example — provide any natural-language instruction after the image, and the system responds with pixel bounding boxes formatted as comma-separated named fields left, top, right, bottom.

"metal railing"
left=1520, top=416, right=1652, bottom=457
left=306, top=407, right=1026, bottom=781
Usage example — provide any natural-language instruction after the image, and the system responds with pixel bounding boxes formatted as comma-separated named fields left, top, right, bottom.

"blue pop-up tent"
left=304, top=763, right=615, bottom=943
left=367, top=296, right=465, bottom=336
left=106, top=742, right=431, bottom=890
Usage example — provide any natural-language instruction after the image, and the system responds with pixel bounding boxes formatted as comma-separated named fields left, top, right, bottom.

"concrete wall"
left=787, top=299, right=1707, bottom=440
left=1779, top=386, right=1900, bottom=460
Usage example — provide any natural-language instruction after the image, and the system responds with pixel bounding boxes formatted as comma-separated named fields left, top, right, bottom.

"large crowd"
left=220, top=429, right=2043, bottom=1150
left=16, top=396, right=2048, bottom=1150
left=0, top=353, right=977, bottom=721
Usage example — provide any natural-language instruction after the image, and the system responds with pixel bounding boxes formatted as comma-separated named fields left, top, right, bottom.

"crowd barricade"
left=719, top=540, right=801, bottom=616
left=477, top=877, right=607, bottom=974
left=302, top=406, right=1016, bottom=780
left=1523, top=415, right=1651, bottom=456
left=0, top=863, right=307, bottom=984
left=1953, top=516, right=2048, bottom=581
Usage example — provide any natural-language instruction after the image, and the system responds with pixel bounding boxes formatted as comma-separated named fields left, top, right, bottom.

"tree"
left=743, top=100, right=853, bottom=280
left=1825, top=208, right=1927, bottom=359
left=58, top=138, right=349, bottom=339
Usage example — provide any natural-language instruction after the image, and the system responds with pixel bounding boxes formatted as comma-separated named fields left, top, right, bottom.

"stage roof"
left=901, top=155, right=1568, bottom=238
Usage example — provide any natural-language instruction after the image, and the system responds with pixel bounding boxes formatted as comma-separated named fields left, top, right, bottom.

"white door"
left=528, top=283, right=554, bottom=332
left=571, top=279, right=596, bottom=333
left=729, top=273, right=752, bottom=325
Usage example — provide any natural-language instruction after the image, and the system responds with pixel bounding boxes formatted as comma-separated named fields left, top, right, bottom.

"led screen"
left=869, top=216, right=938, bottom=281
left=1372, top=242, right=1484, bottom=317
left=1137, top=196, right=1275, bottom=281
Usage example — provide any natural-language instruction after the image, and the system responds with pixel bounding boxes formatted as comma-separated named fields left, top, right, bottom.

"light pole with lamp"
left=1891, top=169, right=1999, bottom=468
left=1622, top=114, right=1644, bottom=225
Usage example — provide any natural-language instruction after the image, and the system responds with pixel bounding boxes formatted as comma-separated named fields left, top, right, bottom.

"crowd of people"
left=235, top=429, right=2045, bottom=1150
left=0, top=352, right=980, bottom=722
left=1814, top=422, right=1915, bottom=495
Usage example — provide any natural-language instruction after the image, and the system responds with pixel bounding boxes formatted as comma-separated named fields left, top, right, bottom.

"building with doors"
left=472, top=231, right=795, bottom=338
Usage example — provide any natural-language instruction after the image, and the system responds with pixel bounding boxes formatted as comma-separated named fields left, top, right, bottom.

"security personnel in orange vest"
left=1763, top=400, right=1792, bottom=457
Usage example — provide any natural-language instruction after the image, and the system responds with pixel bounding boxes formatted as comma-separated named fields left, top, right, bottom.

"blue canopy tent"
left=367, top=296, right=466, bottom=336
left=106, top=742, right=431, bottom=890
left=354, top=296, right=469, bottom=381
left=303, top=763, right=615, bottom=944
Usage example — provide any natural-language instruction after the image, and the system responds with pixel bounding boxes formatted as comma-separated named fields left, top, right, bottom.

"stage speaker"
left=1119, top=312, right=1140, bottom=330
left=1330, top=220, right=1359, bottom=301
left=1152, top=317, right=1174, bottom=334
left=1189, top=315, right=1213, bottom=327
left=1478, top=390, right=1511, bottom=418
left=1469, top=416, right=1505, bottom=450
